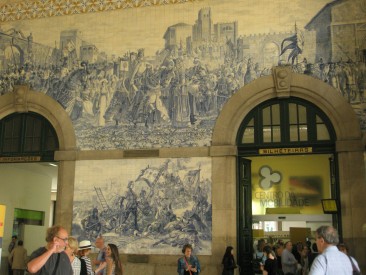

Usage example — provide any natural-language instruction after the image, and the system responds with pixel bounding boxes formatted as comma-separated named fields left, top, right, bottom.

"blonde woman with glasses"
left=65, top=237, right=81, bottom=275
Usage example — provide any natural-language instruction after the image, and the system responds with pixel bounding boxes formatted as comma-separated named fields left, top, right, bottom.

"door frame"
left=211, top=66, right=365, bottom=273
left=236, top=153, right=341, bottom=274
left=0, top=85, right=76, bottom=228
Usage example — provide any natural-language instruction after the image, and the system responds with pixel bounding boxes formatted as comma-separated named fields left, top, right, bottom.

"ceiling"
left=0, top=162, right=58, bottom=191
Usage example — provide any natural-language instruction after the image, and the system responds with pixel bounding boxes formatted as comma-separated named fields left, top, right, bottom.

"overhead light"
left=48, top=163, right=57, bottom=167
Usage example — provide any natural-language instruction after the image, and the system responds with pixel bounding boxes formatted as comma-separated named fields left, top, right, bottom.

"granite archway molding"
left=0, top=85, right=77, bottom=228
left=211, top=66, right=365, bottom=263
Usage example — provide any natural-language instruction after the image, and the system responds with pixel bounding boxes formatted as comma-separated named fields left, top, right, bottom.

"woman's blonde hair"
left=68, top=237, right=79, bottom=254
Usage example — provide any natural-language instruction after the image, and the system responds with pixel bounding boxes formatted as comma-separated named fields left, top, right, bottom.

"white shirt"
left=309, top=246, right=352, bottom=275
left=71, top=256, right=81, bottom=275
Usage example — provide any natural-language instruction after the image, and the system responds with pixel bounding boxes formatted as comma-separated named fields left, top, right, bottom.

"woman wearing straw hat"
left=78, top=240, right=105, bottom=275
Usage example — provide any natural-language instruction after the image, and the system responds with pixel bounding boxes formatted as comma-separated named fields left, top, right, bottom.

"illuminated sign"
left=259, top=147, right=312, bottom=155
left=321, top=199, right=338, bottom=214
left=250, top=155, right=331, bottom=215
left=0, top=205, right=5, bottom=238
left=0, top=205, right=6, bottom=267
left=0, top=156, right=41, bottom=162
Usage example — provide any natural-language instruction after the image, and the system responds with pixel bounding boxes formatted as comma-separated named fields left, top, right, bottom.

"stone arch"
left=213, top=66, right=362, bottom=145
left=0, top=85, right=76, bottom=150
left=0, top=85, right=77, bottom=227
left=211, top=66, right=365, bottom=259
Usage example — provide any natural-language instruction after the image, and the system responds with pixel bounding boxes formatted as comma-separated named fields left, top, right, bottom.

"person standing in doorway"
left=8, top=235, right=17, bottom=275
left=262, top=245, right=278, bottom=275
left=309, top=225, right=352, bottom=275
left=8, top=235, right=18, bottom=253
left=8, top=240, right=27, bottom=275
left=281, top=241, right=298, bottom=275
left=27, top=225, right=73, bottom=274
left=253, top=238, right=266, bottom=274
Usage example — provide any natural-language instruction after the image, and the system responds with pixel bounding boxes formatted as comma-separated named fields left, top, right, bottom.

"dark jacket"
left=222, top=255, right=237, bottom=275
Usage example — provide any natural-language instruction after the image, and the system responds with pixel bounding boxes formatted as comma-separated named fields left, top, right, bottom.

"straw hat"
left=78, top=240, right=92, bottom=250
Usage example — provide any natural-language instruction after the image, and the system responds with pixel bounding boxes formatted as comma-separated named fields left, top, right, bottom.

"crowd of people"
left=7, top=225, right=200, bottom=275
left=250, top=225, right=362, bottom=275
left=7, top=225, right=123, bottom=275
left=5, top=224, right=362, bottom=275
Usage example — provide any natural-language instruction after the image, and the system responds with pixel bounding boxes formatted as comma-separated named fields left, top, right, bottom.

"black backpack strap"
left=348, top=255, right=360, bottom=273
left=52, top=253, right=61, bottom=275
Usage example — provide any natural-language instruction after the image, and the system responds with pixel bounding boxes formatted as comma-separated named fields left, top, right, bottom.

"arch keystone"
left=13, top=85, right=29, bottom=112
left=273, top=66, right=292, bottom=98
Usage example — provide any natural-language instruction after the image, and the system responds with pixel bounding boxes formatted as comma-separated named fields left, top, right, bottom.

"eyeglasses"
left=56, top=236, right=69, bottom=243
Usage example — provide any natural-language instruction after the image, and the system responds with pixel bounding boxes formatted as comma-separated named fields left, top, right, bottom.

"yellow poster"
left=0, top=204, right=5, bottom=237
left=249, top=155, right=331, bottom=215
left=0, top=204, right=6, bottom=267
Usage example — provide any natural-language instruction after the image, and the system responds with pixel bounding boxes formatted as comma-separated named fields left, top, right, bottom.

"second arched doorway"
left=236, top=97, right=339, bottom=274
left=211, top=66, right=364, bottom=275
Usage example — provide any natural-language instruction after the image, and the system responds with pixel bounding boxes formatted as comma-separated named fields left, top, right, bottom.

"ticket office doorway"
left=252, top=154, right=336, bottom=252
left=236, top=98, right=339, bottom=274
left=0, top=111, right=59, bottom=274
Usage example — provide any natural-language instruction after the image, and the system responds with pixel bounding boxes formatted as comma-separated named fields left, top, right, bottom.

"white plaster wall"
left=0, top=164, right=52, bottom=274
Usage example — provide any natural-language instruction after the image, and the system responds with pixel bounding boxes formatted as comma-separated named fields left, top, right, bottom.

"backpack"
left=252, top=254, right=263, bottom=274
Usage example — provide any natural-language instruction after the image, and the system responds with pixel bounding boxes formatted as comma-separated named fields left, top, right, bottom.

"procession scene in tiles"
left=0, top=0, right=365, bottom=149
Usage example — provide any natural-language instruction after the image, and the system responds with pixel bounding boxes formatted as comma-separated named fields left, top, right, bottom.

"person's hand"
left=191, top=267, right=197, bottom=272
left=50, top=240, right=61, bottom=253
left=95, top=262, right=107, bottom=273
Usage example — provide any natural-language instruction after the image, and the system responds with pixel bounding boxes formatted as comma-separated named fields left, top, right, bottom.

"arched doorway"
left=236, top=97, right=338, bottom=273
left=0, top=112, right=59, bottom=160
left=211, top=66, right=365, bottom=274
left=0, top=85, right=76, bottom=228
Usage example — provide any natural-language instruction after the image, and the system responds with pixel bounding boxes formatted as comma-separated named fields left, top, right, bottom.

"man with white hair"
left=93, top=235, right=106, bottom=275
left=309, top=225, right=352, bottom=275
